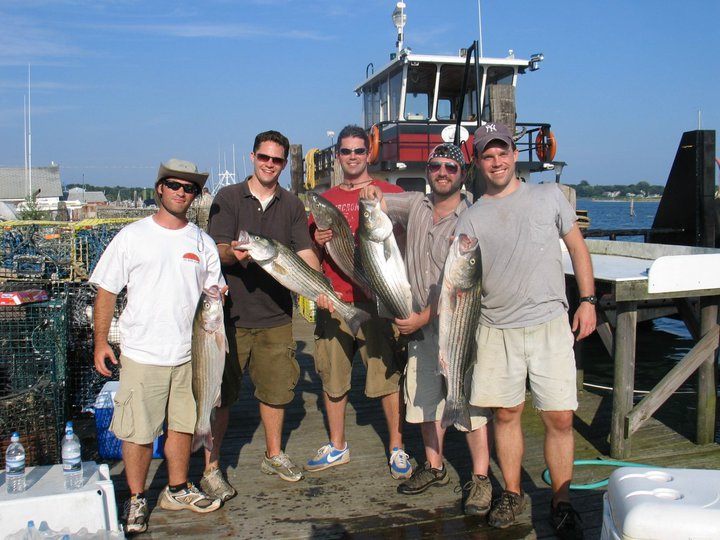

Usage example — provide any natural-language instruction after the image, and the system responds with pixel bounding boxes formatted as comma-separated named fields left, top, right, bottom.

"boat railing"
left=583, top=227, right=685, bottom=242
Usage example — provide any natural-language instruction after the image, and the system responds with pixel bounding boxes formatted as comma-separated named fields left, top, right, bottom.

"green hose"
left=542, top=459, right=656, bottom=490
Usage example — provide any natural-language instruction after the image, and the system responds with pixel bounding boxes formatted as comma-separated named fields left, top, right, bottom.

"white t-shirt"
left=89, top=216, right=225, bottom=366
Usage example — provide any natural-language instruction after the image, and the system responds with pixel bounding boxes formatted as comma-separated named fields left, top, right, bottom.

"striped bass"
left=438, top=234, right=482, bottom=431
left=191, top=285, right=228, bottom=452
left=235, top=230, right=371, bottom=336
left=307, top=191, right=374, bottom=298
left=357, top=197, right=412, bottom=319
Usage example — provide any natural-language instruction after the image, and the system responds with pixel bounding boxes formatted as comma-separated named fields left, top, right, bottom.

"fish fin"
left=440, top=399, right=472, bottom=431
left=271, top=260, right=289, bottom=276
left=376, top=298, right=394, bottom=319
left=347, top=307, right=372, bottom=337
left=382, top=238, right=393, bottom=262
left=214, top=331, right=226, bottom=352
left=438, top=352, right=449, bottom=378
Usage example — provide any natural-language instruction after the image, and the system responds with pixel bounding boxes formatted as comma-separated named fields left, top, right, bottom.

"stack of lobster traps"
left=0, top=218, right=135, bottom=464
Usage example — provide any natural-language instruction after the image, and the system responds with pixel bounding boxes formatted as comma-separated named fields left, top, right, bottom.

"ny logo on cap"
left=482, top=123, right=498, bottom=133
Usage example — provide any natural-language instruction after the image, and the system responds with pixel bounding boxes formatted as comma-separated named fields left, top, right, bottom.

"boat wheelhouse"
left=304, top=3, right=562, bottom=196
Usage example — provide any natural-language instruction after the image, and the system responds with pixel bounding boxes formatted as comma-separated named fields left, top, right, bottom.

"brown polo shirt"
left=208, top=179, right=313, bottom=328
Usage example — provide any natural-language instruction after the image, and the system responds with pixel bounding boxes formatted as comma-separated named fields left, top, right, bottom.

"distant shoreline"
left=578, top=197, right=661, bottom=203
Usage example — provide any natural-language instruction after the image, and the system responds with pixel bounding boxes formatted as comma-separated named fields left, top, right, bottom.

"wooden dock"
left=101, top=312, right=720, bottom=539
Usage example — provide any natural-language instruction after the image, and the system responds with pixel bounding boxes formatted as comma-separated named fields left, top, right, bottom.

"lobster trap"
left=0, top=380, right=62, bottom=467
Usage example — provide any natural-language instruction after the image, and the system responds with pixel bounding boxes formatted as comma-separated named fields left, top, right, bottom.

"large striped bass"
left=307, top=191, right=374, bottom=298
left=357, top=197, right=412, bottom=319
left=191, top=285, right=228, bottom=452
left=235, top=230, right=371, bottom=336
left=438, top=234, right=482, bottom=431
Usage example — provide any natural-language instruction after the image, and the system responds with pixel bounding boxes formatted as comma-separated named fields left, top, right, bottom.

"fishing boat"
left=300, top=2, right=562, bottom=197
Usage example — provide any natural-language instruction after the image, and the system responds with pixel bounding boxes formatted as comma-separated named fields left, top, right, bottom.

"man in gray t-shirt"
left=455, top=122, right=596, bottom=537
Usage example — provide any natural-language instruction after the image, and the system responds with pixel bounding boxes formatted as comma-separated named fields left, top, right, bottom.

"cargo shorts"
left=468, top=314, right=578, bottom=411
left=110, top=354, right=196, bottom=444
left=313, top=303, right=402, bottom=399
left=220, top=322, right=299, bottom=407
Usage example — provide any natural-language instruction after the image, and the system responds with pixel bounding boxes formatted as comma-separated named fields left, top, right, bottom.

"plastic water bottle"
left=61, top=423, right=83, bottom=490
left=5, top=431, right=26, bottom=493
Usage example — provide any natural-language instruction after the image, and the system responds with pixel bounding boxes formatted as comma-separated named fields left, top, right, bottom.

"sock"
left=169, top=482, right=188, bottom=493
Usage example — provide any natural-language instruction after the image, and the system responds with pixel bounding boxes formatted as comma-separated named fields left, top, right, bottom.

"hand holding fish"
left=316, top=292, right=337, bottom=313
left=359, top=185, right=385, bottom=207
left=395, top=307, right=431, bottom=335
left=313, top=227, right=333, bottom=248
left=229, top=241, right=252, bottom=262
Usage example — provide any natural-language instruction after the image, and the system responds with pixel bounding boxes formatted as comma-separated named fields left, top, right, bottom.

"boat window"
left=396, top=177, right=426, bottom=193
left=363, top=83, right=381, bottom=128
left=481, top=66, right=515, bottom=123
left=388, top=69, right=402, bottom=121
left=437, top=64, right=480, bottom=122
left=404, top=63, right=436, bottom=121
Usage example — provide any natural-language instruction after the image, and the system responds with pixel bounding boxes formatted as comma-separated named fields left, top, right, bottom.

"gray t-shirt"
left=455, top=182, right=576, bottom=328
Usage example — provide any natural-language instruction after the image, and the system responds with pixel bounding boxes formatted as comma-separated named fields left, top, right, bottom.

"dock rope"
left=542, top=459, right=655, bottom=490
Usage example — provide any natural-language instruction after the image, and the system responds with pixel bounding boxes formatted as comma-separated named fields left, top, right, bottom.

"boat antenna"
left=392, top=2, right=407, bottom=54
left=27, top=64, right=33, bottom=198
left=477, top=0, right=484, bottom=57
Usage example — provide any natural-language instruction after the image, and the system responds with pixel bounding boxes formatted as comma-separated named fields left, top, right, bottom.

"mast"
left=27, top=65, right=33, bottom=198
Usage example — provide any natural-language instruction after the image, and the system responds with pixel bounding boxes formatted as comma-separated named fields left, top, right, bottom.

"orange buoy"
left=535, top=127, right=557, bottom=162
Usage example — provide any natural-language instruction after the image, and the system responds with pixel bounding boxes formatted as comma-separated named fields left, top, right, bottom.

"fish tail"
left=347, top=308, right=372, bottom=337
left=191, top=429, right=214, bottom=453
left=441, top=398, right=472, bottom=431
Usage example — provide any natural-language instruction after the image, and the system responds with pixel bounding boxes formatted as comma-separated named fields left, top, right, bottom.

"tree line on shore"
left=565, top=181, right=663, bottom=199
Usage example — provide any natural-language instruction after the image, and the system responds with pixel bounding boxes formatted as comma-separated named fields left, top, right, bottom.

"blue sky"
left=0, top=0, right=718, bottom=190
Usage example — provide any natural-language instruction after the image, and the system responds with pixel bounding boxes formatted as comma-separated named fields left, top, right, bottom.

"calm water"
left=578, top=198, right=660, bottom=240
left=576, top=199, right=699, bottom=399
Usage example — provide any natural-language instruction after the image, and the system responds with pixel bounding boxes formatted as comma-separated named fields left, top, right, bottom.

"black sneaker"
left=397, top=462, right=449, bottom=495
left=549, top=501, right=584, bottom=540
left=488, top=490, right=526, bottom=528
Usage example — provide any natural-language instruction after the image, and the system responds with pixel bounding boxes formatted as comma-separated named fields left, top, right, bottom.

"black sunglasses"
left=338, top=147, right=368, bottom=156
left=427, top=161, right=460, bottom=174
left=255, top=153, right=286, bottom=165
left=162, top=179, right=200, bottom=195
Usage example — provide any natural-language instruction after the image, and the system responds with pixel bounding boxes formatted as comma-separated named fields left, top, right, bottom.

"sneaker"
left=305, top=442, right=350, bottom=472
left=488, top=490, right=526, bottom=528
left=200, top=467, right=237, bottom=502
left=389, top=447, right=412, bottom=479
left=462, top=474, right=492, bottom=516
left=261, top=452, right=304, bottom=482
left=122, top=495, right=148, bottom=535
left=159, top=483, right=221, bottom=513
left=549, top=501, right=584, bottom=540
left=397, top=462, right=449, bottom=494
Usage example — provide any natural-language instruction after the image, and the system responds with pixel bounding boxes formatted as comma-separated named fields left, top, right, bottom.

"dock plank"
left=101, top=312, right=720, bottom=539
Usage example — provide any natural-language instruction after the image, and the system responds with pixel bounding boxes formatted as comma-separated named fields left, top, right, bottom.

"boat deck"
left=102, top=312, right=720, bottom=539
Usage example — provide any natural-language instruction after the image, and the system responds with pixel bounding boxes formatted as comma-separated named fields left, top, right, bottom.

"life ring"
left=368, top=124, right=380, bottom=164
left=535, top=127, right=557, bottom=162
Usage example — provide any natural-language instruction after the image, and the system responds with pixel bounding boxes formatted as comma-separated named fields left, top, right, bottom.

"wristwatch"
left=579, top=295, right=598, bottom=305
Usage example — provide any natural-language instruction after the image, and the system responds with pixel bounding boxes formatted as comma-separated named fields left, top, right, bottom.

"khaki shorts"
left=404, top=321, right=490, bottom=431
left=110, top=355, right=196, bottom=444
left=313, top=303, right=402, bottom=399
left=221, top=323, right=299, bottom=407
left=468, top=314, right=578, bottom=411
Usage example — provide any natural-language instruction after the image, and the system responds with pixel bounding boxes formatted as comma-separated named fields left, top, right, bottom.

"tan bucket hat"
left=156, top=158, right=209, bottom=188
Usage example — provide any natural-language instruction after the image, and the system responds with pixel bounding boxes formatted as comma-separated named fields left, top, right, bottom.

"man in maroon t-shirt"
left=305, top=125, right=412, bottom=480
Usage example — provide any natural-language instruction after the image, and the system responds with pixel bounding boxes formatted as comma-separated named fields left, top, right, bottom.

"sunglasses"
left=255, top=153, right=286, bottom=165
left=338, top=147, right=368, bottom=156
left=427, top=161, right=460, bottom=174
left=162, top=179, right=200, bottom=195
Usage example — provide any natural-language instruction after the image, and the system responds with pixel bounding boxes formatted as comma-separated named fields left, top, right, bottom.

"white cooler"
left=601, top=467, right=720, bottom=540
left=0, top=461, right=121, bottom=535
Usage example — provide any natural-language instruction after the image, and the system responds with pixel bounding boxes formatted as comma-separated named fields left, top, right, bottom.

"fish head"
left=358, top=197, right=392, bottom=241
left=197, top=287, right=224, bottom=333
left=236, top=230, right=277, bottom=263
left=447, top=234, right=482, bottom=289
left=307, top=192, right=334, bottom=230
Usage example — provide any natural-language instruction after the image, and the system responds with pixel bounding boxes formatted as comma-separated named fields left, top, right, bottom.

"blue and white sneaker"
left=389, top=447, right=412, bottom=480
left=305, top=442, right=350, bottom=472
